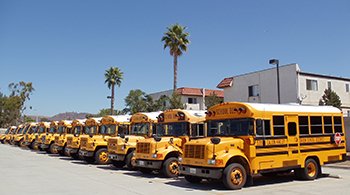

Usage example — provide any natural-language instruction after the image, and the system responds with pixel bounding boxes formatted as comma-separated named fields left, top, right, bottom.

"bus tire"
left=162, top=157, right=180, bottom=178
left=184, top=175, right=202, bottom=183
left=125, top=151, right=136, bottom=170
left=49, top=143, right=57, bottom=154
left=299, top=158, right=319, bottom=180
left=95, top=148, right=110, bottom=165
left=223, top=163, right=247, bottom=190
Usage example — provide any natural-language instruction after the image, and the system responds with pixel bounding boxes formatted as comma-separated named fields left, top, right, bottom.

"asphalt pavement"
left=1, top=144, right=350, bottom=195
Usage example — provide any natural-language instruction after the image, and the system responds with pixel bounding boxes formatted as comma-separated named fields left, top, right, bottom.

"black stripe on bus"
left=255, top=136, right=287, bottom=140
left=300, top=140, right=345, bottom=146
left=289, top=144, right=298, bottom=147
left=256, top=144, right=287, bottom=149
left=300, top=146, right=345, bottom=153
left=256, top=151, right=288, bottom=156
left=299, top=133, right=344, bottom=138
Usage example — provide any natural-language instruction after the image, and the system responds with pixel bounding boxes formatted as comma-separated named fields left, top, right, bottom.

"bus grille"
left=55, top=136, right=59, bottom=143
left=81, top=137, right=88, bottom=148
left=67, top=137, right=73, bottom=145
left=184, top=145, right=205, bottom=159
left=108, top=139, right=118, bottom=150
left=136, top=143, right=150, bottom=154
left=41, top=135, right=46, bottom=143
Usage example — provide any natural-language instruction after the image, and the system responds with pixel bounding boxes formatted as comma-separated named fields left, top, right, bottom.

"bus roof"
left=101, top=115, right=131, bottom=124
left=131, top=111, right=162, bottom=123
left=72, top=119, right=87, bottom=126
left=244, top=102, right=341, bottom=114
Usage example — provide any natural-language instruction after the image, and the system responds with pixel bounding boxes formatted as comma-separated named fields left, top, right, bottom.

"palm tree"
left=104, top=67, right=123, bottom=115
left=161, top=24, right=190, bottom=91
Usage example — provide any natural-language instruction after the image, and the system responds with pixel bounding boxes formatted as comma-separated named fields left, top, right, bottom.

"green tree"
left=205, top=93, right=223, bottom=109
left=8, top=81, right=35, bottom=120
left=125, top=89, right=148, bottom=114
left=104, top=67, right=123, bottom=115
left=161, top=24, right=190, bottom=91
left=319, top=88, right=342, bottom=109
left=168, top=92, right=184, bottom=109
left=154, top=95, right=168, bottom=111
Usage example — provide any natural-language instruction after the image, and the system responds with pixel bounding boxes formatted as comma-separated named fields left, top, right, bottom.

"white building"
left=148, top=87, right=224, bottom=110
left=217, top=64, right=350, bottom=116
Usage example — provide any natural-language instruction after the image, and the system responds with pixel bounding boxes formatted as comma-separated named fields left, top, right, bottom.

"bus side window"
left=334, top=116, right=343, bottom=133
left=256, top=119, right=271, bottom=136
left=310, top=116, right=322, bottom=134
left=273, top=116, right=285, bottom=136
left=298, top=116, right=309, bottom=135
left=324, top=116, right=333, bottom=134
left=288, top=122, right=297, bottom=136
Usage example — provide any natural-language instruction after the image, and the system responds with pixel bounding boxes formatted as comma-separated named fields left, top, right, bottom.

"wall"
left=224, top=64, right=299, bottom=104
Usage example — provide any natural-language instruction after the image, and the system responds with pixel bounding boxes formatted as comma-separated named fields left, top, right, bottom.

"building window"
left=348, top=111, right=350, bottom=117
left=327, top=81, right=332, bottom=89
left=306, top=79, right=318, bottom=91
left=346, top=83, right=349, bottom=93
left=248, top=85, right=259, bottom=97
left=188, top=97, right=197, bottom=104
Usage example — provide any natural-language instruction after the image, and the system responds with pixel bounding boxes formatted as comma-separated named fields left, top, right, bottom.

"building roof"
left=176, top=87, right=224, bottom=98
left=217, top=77, right=233, bottom=88
left=299, top=71, right=350, bottom=82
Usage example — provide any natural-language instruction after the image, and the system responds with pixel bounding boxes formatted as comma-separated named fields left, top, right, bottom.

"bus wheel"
left=125, top=152, right=136, bottom=170
left=223, top=163, right=247, bottom=190
left=185, top=175, right=202, bottom=183
left=299, top=158, right=319, bottom=180
left=162, top=157, right=180, bottom=178
left=95, top=148, right=110, bottom=165
left=49, top=143, right=57, bottom=154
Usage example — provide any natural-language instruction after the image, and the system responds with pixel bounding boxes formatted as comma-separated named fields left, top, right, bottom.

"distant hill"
left=27, top=112, right=92, bottom=122
left=49, top=112, right=91, bottom=121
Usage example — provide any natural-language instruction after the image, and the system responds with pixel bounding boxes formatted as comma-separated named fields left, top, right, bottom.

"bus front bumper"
left=180, top=165, right=223, bottom=179
left=109, top=154, right=125, bottom=161
left=65, top=148, right=78, bottom=155
left=41, top=144, right=49, bottom=149
left=135, top=159, right=162, bottom=170
left=79, top=150, right=94, bottom=157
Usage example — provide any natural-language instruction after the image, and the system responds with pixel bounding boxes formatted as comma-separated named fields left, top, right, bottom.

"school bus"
left=65, top=119, right=86, bottom=159
left=6, top=125, right=24, bottom=145
left=41, top=121, right=59, bottom=154
left=108, top=111, right=161, bottom=169
left=1, top=126, right=16, bottom=144
left=14, top=122, right=38, bottom=147
left=54, top=120, right=72, bottom=155
left=134, top=109, right=206, bottom=177
left=28, top=122, right=49, bottom=150
left=179, top=102, right=347, bottom=190
left=79, top=116, right=130, bottom=164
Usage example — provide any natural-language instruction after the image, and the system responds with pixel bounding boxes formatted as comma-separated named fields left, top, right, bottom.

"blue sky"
left=1, top=0, right=349, bottom=116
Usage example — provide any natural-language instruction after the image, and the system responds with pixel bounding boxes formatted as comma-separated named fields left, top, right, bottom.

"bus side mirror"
left=210, top=137, right=221, bottom=145
left=120, top=134, right=125, bottom=139
left=153, top=135, right=162, bottom=142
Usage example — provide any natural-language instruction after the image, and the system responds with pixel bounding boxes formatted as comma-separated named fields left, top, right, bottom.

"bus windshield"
left=38, top=127, right=46, bottom=133
left=156, top=122, right=189, bottom=137
left=99, top=125, right=116, bottom=135
left=49, top=127, right=56, bottom=133
left=131, top=123, right=149, bottom=135
left=208, top=118, right=254, bottom=136
left=24, top=126, right=36, bottom=134
left=20, top=126, right=29, bottom=134
left=85, top=126, right=98, bottom=135
left=57, top=126, right=66, bottom=134
left=72, top=126, right=82, bottom=135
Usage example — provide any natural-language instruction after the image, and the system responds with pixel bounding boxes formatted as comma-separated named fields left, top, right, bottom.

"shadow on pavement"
left=71, top=161, right=90, bottom=165
left=123, top=170, right=165, bottom=179
left=165, top=173, right=334, bottom=191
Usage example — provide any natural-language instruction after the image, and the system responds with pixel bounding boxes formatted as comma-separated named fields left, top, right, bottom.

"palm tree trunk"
left=173, top=54, right=178, bottom=91
left=111, top=84, right=115, bottom=115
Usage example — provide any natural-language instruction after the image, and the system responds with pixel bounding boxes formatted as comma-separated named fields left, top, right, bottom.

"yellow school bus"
left=65, top=119, right=86, bottom=159
left=180, top=102, right=347, bottom=190
left=41, top=121, right=59, bottom=154
left=135, top=109, right=206, bottom=177
left=79, top=116, right=130, bottom=164
left=30, top=122, right=50, bottom=150
left=6, top=125, right=24, bottom=145
left=108, top=111, right=161, bottom=169
left=1, top=126, right=16, bottom=144
left=54, top=120, right=72, bottom=155
left=14, top=122, right=38, bottom=147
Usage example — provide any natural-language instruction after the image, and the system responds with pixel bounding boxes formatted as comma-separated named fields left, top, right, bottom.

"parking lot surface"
left=0, top=144, right=349, bottom=195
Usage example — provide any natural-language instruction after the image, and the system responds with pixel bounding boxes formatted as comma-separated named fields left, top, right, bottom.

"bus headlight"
left=121, top=146, right=125, bottom=151
left=208, top=159, right=216, bottom=165
left=178, top=157, right=183, bottom=162
left=152, top=154, right=158, bottom=158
